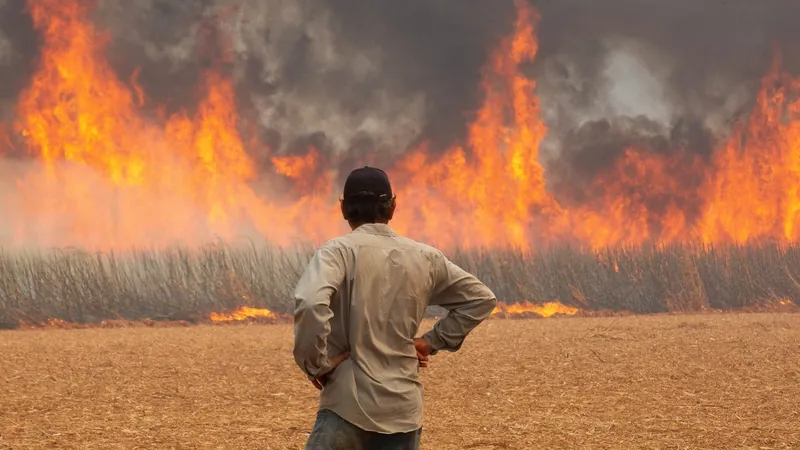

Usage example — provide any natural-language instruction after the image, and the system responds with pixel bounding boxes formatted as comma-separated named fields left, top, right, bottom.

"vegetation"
left=1, top=243, right=799, bottom=327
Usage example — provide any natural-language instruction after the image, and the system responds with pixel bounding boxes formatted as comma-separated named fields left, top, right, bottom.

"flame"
left=209, top=306, right=276, bottom=322
left=2, top=0, right=800, bottom=253
left=390, top=0, right=560, bottom=249
left=7, top=0, right=339, bottom=249
left=491, top=301, right=579, bottom=318
left=48, top=318, right=68, bottom=327
left=562, top=49, right=800, bottom=249
left=567, top=148, right=707, bottom=248
left=698, top=52, right=800, bottom=244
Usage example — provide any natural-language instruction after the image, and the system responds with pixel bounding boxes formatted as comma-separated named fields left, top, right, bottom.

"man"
left=293, top=166, right=497, bottom=450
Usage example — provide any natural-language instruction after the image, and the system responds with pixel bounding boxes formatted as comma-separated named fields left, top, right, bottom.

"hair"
left=341, top=192, right=394, bottom=223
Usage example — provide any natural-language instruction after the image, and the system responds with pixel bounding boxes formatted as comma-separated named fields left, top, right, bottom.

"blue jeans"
left=306, top=409, right=422, bottom=450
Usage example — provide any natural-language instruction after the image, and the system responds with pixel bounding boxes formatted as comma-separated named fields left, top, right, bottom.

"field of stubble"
left=2, top=314, right=799, bottom=450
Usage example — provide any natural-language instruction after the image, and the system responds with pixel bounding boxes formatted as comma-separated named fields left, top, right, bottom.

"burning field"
left=3, top=3, right=800, bottom=448
left=0, top=0, right=798, bottom=325
left=0, top=0, right=798, bottom=250
left=0, top=0, right=800, bottom=314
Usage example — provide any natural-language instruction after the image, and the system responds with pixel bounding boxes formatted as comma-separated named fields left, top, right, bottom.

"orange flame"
left=390, top=0, right=560, bottom=249
left=8, top=0, right=339, bottom=249
left=698, top=52, right=800, bottom=244
left=2, top=0, right=800, bottom=253
left=561, top=48, right=800, bottom=249
left=47, top=318, right=68, bottom=328
left=209, top=306, right=276, bottom=322
left=491, top=301, right=579, bottom=318
left=567, top=148, right=707, bottom=248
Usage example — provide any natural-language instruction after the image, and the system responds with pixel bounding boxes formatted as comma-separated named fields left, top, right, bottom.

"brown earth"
left=1, top=314, right=799, bottom=449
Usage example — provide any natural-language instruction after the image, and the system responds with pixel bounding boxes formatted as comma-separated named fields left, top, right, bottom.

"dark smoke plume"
left=92, top=0, right=517, bottom=163
left=0, top=0, right=798, bottom=198
left=531, top=0, right=800, bottom=178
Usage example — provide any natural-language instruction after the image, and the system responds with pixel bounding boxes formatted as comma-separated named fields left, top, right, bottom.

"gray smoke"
left=0, top=0, right=798, bottom=196
left=0, top=0, right=37, bottom=123
left=89, top=0, right=516, bottom=168
left=531, top=0, right=799, bottom=140
left=529, top=0, right=800, bottom=204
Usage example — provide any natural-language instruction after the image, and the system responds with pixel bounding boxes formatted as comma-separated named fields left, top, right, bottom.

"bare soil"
left=2, top=314, right=799, bottom=449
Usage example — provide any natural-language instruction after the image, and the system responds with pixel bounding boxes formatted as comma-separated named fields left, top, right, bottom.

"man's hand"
left=311, top=351, right=350, bottom=390
left=414, top=338, right=432, bottom=368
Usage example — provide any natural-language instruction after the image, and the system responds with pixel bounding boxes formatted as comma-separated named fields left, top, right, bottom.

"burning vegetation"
left=0, top=1, right=799, bottom=327
left=0, top=0, right=797, bottom=251
left=210, top=306, right=277, bottom=322
left=491, top=301, right=579, bottom=318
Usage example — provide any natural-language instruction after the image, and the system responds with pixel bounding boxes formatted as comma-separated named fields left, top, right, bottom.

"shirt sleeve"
left=421, top=253, right=497, bottom=354
left=292, top=243, right=346, bottom=379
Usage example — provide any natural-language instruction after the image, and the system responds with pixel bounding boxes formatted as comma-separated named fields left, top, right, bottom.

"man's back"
left=293, top=223, right=497, bottom=434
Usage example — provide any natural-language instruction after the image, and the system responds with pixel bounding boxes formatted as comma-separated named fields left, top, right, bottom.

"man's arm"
left=421, top=253, right=497, bottom=355
left=293, top=244, right=346, bottom=380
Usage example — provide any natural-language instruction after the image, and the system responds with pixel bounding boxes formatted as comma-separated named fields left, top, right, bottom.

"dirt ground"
left=1, top=314, right=799, bottom=449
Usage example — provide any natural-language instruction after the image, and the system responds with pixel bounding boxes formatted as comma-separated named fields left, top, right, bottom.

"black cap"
left=343, top=166, right=393, bottom=201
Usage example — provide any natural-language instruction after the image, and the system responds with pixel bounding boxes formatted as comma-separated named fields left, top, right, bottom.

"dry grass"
left=2, top=314, right=799, bottom=449
left=2, top=243, right=800, bottom=328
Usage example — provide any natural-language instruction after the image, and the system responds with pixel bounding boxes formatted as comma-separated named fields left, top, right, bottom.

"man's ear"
left=340, top=200, right=349, bottom=221
left=387, top=197, right=397, bottom=221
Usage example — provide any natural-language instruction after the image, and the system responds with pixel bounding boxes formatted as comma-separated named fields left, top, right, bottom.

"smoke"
left=548, top=115, right=712, bottom=207
left=84, top=0, right=517, bottom=166
left=0, top=0, right=797, bottom=194
left=0, top=0, right=37, bottom=123
left=531, top=0, right=800, bottom=166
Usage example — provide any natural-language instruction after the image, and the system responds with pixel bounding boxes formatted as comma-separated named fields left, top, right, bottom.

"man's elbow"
left=292, top=342, right=309, bottom=372
left=481, top=286, right=498, bottom=312
left=480, top=296, right=498, bottom=320
left=293, top=343, right=322, bottom=378
left=455, top=289, right=497, bottom=322
left=292, top=323, right=330, bottom=377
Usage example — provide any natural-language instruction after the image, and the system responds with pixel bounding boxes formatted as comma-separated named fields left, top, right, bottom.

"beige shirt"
left=293, top=223, right=497, bottom=434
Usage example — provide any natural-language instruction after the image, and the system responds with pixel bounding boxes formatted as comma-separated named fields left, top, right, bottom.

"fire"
left=7, top=0, right=339, bottom=249
left=390, top=0, right=560, bottom=249
left=568, top=148, right=707, bottom=248
left=48, top=318, right=68, bottom=328
left=491, top=301, right=579, bottom=318
left=1, top=0, right=800, bottom=253
left=698, top=53, right=800, bottom=244
left=209, top=306, right=276, bottom=322
left=561, top=49, right=800, bottom=249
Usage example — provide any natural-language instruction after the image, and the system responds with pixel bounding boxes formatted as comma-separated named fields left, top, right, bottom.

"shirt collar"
left=352, top=223, right=398, bottom=237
